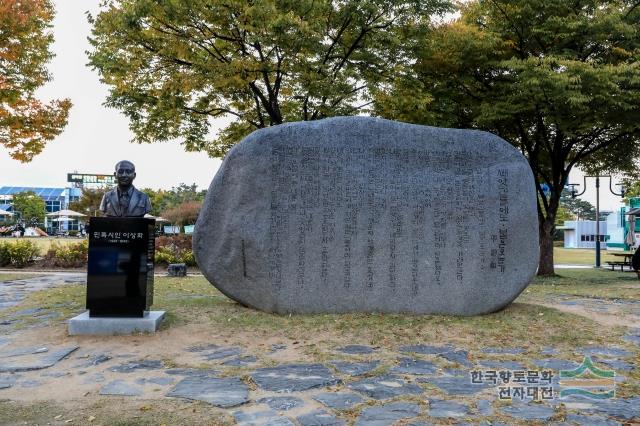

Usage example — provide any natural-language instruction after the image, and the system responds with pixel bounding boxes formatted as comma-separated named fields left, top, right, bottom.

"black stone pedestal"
left=86, top=217, right=155, bottom=317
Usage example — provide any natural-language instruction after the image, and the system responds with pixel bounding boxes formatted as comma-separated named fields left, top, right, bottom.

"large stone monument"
left=193, top=117, right=538, bottom=315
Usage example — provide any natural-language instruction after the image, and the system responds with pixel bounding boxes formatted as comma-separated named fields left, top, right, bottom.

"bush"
left=43, top=240, right=88, bottom=268
left=155, top=247, right=178, bottom=265
left=155, top=235, right=196, bottom=266
left=0, top=242, right=10, bottom=267
left=155, top=234, right=192, bottom=251
left=6, top=239, right=40, bottom=268
left=180, top=249, right=196, bottom=267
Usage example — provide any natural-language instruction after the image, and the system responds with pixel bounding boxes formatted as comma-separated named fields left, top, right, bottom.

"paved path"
left=0, top=274, right=638, bottom=424
left=0, top=274, right=85, bottom=311
left=554, top=264, right=594, bottom=269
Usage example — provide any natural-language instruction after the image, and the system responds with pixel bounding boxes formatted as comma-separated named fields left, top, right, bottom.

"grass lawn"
left=0, top=273, right=42, bottom=282
left=529, top=268, right=640, bottom=300
left=0, top=236, right=83, bottom=253
left=553, top=247, right=620, bottom=265
left=10, top=275, right=637, bottom=366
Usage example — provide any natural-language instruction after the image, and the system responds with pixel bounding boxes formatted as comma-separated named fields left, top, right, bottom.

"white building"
left=562, top=220, right=608, bottom=249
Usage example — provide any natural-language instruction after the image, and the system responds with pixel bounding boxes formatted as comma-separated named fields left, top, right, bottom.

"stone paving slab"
left=480, top=347, right=525, bottom=355
left=427, top=398, right=470, bottom=418
left=390, top=357, right=438, bottom=375
left=593, top=357, right=635, bottom=372
left=107, top=359, right=164, bottom=373
left=476, top=399, right=493, bottom=416
left=330, top=360, right=379, bottom=376
left=136, top=376, right=175, bottom=386
left=74, top=354, right=112, bottom=368
left=200, top=346, right=243, bottom=360
left=419, top=374, right=491, bottom=396
left=223, top=355, right=258, bottom=366
left=355, top=402, right=421, bottom=426
left=100, top=380, right=143, bottom=396
left=562, top=413, right=622, bottom=426
left=499, top=402, right=556, bottom=421
left=399, top=344, right=454, bottom=355
left=167, top=376, right=249, bottom=407
left=257, top=396, right=304, bottom=411
left=313, top=392, right=364, bottom=410
left=348, top=374, right=423, bottom=400
left=623, top=331, right=640, bottom=346
left=234, top=409, right=296, bottom=426
left=561, top=395, right=640, bottom=420
left=0, top=374, right=19, bottom=389
left=579, top=346, right=633, bottom=358
left=438, top=350, right=473, bottom=368
left=251, top=364, right=339, bottom=392
left=297, top=410, right=345, bottom=426
left=336, top=345, right=376, bottom=355
left=0, top=345, right=49, bottom=358
left=163, top=368, right=219, bottom=377
left=0, top=274, right=85, bottom=311
left=479, top=360, right=527, bottom=370
left=0, top=346, right=78, bottom=372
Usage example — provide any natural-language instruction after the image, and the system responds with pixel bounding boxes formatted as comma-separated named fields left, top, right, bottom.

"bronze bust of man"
left=99, top=160, right=151, bottom=217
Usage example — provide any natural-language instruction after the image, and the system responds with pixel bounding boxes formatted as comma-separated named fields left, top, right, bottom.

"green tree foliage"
left=555, top=205, right=574, bottom=225
left=622, top=179, right=640, bottom=203
left=0, top=0, right=71, bottom=162
left=68, top=187, right=108, bottom=216
left=161, top=200, right=202, bottom=226
left=12, top=191, right=45, bottom=225
left=87, top=0, right=451, bottom=157
left=141, top=183, right=206, bottom=217
left=559, top=190, right=596, bottom=221
left=376, top=0, right=640, bottom=275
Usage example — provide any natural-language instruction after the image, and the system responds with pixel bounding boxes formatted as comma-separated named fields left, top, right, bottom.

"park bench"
left=605, top=261, right=629, bottom=272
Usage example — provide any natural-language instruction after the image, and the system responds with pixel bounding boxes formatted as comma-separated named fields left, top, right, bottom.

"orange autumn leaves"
left=0, top=0, right=70, bottom=162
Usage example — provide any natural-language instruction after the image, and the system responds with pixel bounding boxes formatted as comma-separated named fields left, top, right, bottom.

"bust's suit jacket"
left=99, top=186, right=152, bottom=217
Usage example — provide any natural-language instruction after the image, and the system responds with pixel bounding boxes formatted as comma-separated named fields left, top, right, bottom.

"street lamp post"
left=568, top=175, right=625, bottom=268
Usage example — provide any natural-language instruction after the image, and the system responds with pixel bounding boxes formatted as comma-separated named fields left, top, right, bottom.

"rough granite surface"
left=194, top=117, right=538, bottom=315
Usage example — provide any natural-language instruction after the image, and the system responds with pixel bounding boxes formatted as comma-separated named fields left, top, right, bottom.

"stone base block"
left=68, top=311, right=166, bottom=336
left=168, top=263, right=187, bottom=277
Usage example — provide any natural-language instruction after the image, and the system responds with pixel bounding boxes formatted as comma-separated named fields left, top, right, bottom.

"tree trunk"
left=537, top=218, right=555, bottom=276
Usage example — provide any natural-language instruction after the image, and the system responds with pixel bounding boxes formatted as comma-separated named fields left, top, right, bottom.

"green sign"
left=67, top=173, right=115, bottom=185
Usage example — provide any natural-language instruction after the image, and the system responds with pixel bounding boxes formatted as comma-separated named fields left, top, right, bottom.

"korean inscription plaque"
left=86, top=217, right=155, bottom=317
left=193, top=117, right=538, bottom=315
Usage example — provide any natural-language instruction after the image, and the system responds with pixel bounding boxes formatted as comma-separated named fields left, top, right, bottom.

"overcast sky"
left=0, top=0, right=222, bottom=191
left=0, top=1, right=626, bottom=212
